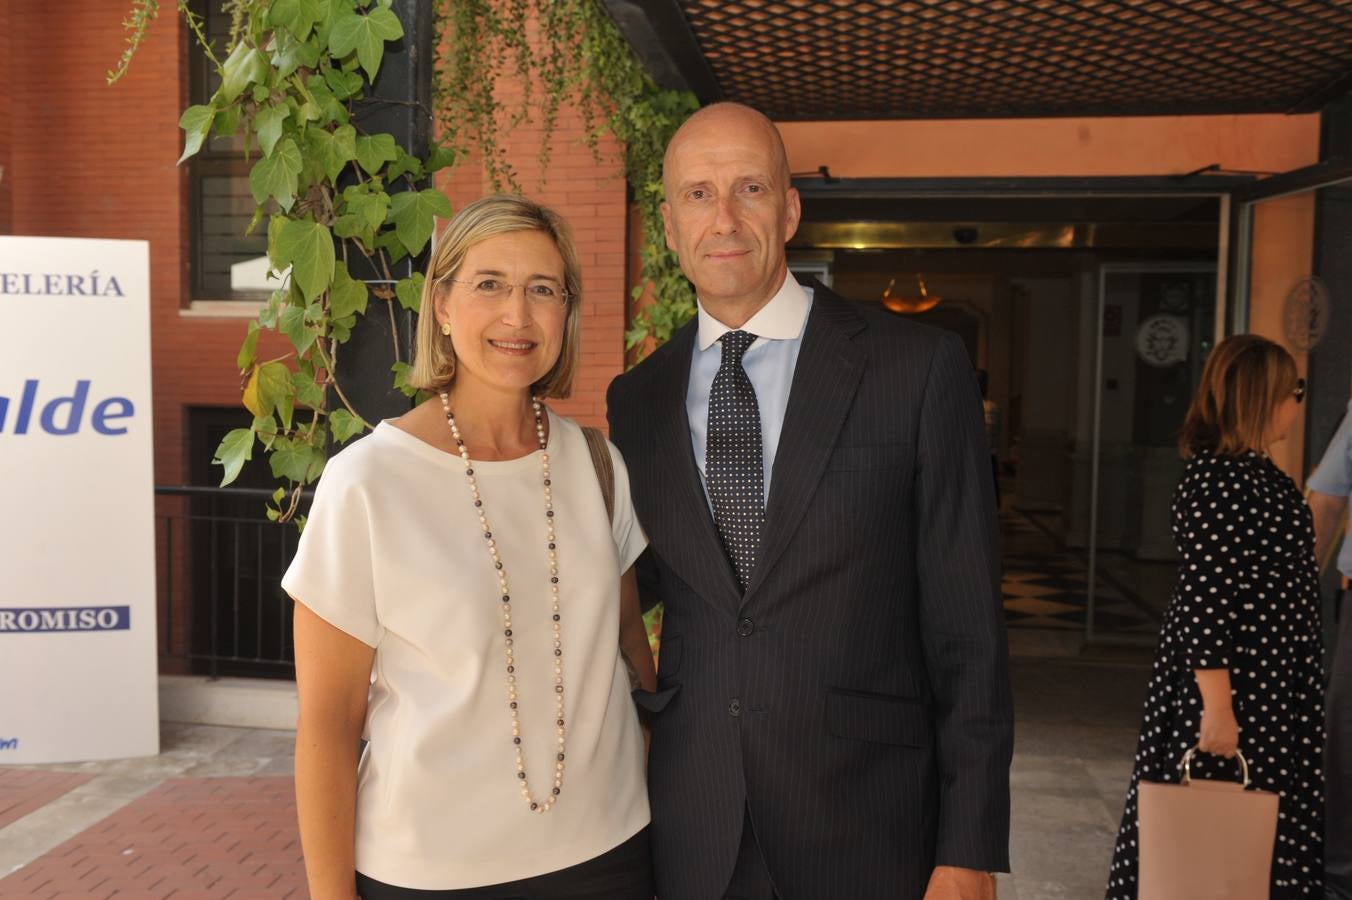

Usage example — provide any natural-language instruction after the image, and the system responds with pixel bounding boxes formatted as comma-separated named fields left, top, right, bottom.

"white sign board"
left=0, top=236, right=158, bottom=763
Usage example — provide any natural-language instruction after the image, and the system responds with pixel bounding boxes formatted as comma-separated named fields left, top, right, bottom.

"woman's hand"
left=1197, top=703, right=1240, bottom=758
left=1193, top=667, right=1240, bottom=759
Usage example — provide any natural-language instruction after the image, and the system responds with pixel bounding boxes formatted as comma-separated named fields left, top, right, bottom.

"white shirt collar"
left=696, top=272, right=811, bottom=351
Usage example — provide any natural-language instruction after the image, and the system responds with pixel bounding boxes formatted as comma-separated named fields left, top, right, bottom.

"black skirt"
left=355, top=827, right=653, bottom=900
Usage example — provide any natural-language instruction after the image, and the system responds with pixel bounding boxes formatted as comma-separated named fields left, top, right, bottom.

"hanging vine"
left=432, top=0, right=699, bottom=356
left=111, top=0, right=699, bottom=521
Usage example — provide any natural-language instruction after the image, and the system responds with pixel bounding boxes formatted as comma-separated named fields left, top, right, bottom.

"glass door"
left=1084, top=264, right=1219, bottom=643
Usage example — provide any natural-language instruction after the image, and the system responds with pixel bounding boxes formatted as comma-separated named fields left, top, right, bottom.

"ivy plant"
left=112, top=0, right=457, bottom=522
left=432, top=0, right=699, bottom=358
left=112, top=0, right=699, bottom=523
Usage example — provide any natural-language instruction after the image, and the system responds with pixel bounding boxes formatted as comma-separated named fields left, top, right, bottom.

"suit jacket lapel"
left=646, top=323, right=744, bottom=609
left=744, top=287, right=866, bottom=605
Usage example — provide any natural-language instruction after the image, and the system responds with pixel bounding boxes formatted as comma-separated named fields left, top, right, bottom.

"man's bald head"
left=658, top=102, right=801, bottom=322
left=662, top=103, right=792, bottom=199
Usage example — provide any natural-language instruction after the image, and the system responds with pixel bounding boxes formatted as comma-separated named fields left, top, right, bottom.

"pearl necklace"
left=440, top=393, right=565, bottom=814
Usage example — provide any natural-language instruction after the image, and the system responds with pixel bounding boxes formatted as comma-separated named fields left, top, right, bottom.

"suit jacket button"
left=737, top=618, right=754, bottom=637
left=728, top=698, right=741, bottom=717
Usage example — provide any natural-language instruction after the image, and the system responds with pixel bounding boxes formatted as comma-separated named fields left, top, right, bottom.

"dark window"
left=188, top=0, right=271, bottom=301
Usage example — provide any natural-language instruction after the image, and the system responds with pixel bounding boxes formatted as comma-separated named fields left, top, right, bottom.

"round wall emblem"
left=1135, top=314, right=1190, bottom=367
left=1283, top=276, right=1331, bottom=352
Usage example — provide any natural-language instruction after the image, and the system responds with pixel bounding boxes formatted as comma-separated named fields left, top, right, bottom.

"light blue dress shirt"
left=1308, top=398, right=1352, bottom=580
left=686, top=274, right=813, bottom=504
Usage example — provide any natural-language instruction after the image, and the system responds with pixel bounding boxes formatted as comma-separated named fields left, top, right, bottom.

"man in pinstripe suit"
left=607, top=103, right=1012, bottom=900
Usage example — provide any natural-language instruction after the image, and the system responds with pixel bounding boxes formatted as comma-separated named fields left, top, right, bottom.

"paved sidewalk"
left=0, top=652, right=1150, bottom=899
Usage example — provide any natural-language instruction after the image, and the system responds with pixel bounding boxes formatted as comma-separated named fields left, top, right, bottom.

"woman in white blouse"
left=285, top=194, right=657, bottom=899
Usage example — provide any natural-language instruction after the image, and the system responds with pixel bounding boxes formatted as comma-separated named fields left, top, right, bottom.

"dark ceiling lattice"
left=673, top=0, right=1352, bottom=120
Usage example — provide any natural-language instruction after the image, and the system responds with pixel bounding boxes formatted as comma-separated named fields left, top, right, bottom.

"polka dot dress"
left=706, top=330, right=764, bottom=591
left=1105, top=451, right=1325, bottom=898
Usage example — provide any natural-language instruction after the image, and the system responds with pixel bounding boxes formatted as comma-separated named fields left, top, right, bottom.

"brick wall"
left=0, top=0, right=12, bottom=232
left=4, top=2, right=633, bottom=491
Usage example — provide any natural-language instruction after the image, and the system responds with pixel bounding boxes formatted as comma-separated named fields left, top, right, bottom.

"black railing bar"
left=256, top=526, right=265, bottom=661
left=155, top=485, right=316, bottom=500
left=209, top=516, right=219, bottom=680
left=158, top=652, right=295, bottom=666
left=232, top=521, right=241, bottom=660
left=156, top=514, right=306, bottom=527
left=165, top=520, right=175, bottom=656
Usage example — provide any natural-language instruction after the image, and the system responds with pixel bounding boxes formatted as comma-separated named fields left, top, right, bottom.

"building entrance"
left=789, top=189, right=1226, bottom=643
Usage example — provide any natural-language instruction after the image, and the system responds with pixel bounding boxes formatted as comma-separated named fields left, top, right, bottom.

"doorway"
left=789, top=182, right=1235, bottom=643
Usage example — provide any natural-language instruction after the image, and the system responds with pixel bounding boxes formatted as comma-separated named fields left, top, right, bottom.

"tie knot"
left=720, top=330, right=757, bottom=363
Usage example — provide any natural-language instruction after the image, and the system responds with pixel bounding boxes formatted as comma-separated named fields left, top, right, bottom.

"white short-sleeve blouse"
left=281, top=410, right=649, bottom=890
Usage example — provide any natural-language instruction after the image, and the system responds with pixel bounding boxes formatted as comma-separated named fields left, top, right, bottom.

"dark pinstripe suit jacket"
left=607, top=284, right=1013, bottom=900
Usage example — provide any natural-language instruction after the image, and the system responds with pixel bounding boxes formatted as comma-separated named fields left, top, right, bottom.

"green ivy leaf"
left=388, top=188, right=452, bottom=256
left=237, top=321, right=260, bottom=371
left=177, top=104, right=215, bottom=164
left=342, top=185, right=390, bottom=232
left=305, top=123, right=357, bottom=181
left=332, top=215, right=363, bottom=240
left=269, top=0, right=322, bottom=40
left=255, top=361, right=293, bottom=419
left=329, top=6, right=404, bottom=81
left=275, top=219, right=335, bottom=301
left=249, top=137, right=302, bottom=210
left=219, top=42, right=269, bottom=103
left=280, top=304, right=319, bottom=355
left=213, top=428, right=254, bottom=487
left=330, top=315, right=354, bottom=342
left=329, top=409, right=365, bottom=443
left=373, top=228, right=408, bottom=264
left=292, top=370, right=325, bottom=409
left=323, top=67, right=365, bottom=100
left=255, top=104, right=289, bottom=157
left=269, top=436, right=317, bottom=483
left=253, top=414, right=279, bottom=450
left=391, top=360, right=417, bottom=398
left=269, top=29, right=320, bottom=77
left=330, top=263, right=369, bottom=319
left=213, top=104, right=241, bottom=138
left=354, top=133, right=398, bottom=176
left=387, top=151, right=423, bottom=181
left=394, top=272, right=424, bottom=312
left=425, top=144, right=459, bottom=173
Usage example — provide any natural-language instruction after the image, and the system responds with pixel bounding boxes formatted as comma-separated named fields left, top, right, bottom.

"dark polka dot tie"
left=706, top=330, right=763, bottom=592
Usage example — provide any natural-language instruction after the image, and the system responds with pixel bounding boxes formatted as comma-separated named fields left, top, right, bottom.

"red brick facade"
left=0, top=3, right=632, bottom=496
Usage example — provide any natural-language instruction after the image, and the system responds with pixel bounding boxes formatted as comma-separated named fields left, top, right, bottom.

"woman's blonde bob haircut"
left=1178, top=333, right=1299, bottom=459
left=409, top=194, right=583, bottom=398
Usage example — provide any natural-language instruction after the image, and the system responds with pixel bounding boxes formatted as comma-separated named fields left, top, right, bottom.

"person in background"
left=286, top=195, right=656, bottom=900
left=978, top=369, right=1002, bottom=509
left=1307, top=395, right=1352, bottom=900
left=1105, top=334, right=1324, bottom=899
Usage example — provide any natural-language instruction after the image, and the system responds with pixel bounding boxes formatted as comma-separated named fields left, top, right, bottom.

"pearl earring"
left=440, top=321, right=452, bottom=336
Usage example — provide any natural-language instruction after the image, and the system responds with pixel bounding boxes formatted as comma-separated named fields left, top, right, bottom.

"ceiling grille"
left=675, top=0, right=1352, bottom=120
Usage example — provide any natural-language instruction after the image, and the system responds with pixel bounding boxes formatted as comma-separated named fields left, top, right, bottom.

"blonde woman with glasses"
left=285, top=195, right=657, bottom=899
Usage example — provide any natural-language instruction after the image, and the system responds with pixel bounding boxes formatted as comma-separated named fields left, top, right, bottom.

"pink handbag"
left=1137, top=746, right=1279, bottom=900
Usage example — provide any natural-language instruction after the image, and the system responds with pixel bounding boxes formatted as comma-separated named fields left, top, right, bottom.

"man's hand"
left=924, top=866, right=996, bottom=899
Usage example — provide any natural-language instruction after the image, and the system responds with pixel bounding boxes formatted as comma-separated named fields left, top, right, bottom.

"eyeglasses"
left=1294, top=377, right=1306, bottom=404
left=447, top=278, right=570, bottom=307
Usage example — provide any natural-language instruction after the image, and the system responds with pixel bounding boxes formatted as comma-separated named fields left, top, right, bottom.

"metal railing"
left=155, top=486, right=310, bottom=680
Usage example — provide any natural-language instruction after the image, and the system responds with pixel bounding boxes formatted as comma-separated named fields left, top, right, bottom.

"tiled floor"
left=0, top=652, right=1154, bottom=899
left=1001, top=510, right=1167, bottom=637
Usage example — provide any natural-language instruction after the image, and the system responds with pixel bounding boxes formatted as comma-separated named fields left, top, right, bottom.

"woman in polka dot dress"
left=1106, top=334, right=1325, bottom=899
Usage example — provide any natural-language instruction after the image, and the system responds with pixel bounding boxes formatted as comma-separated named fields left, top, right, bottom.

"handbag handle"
left=1177, top=745, right=1251, bottom=787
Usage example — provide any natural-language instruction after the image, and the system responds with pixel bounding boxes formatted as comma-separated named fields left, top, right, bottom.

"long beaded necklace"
left=440, top=392, right=566, bottom=814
